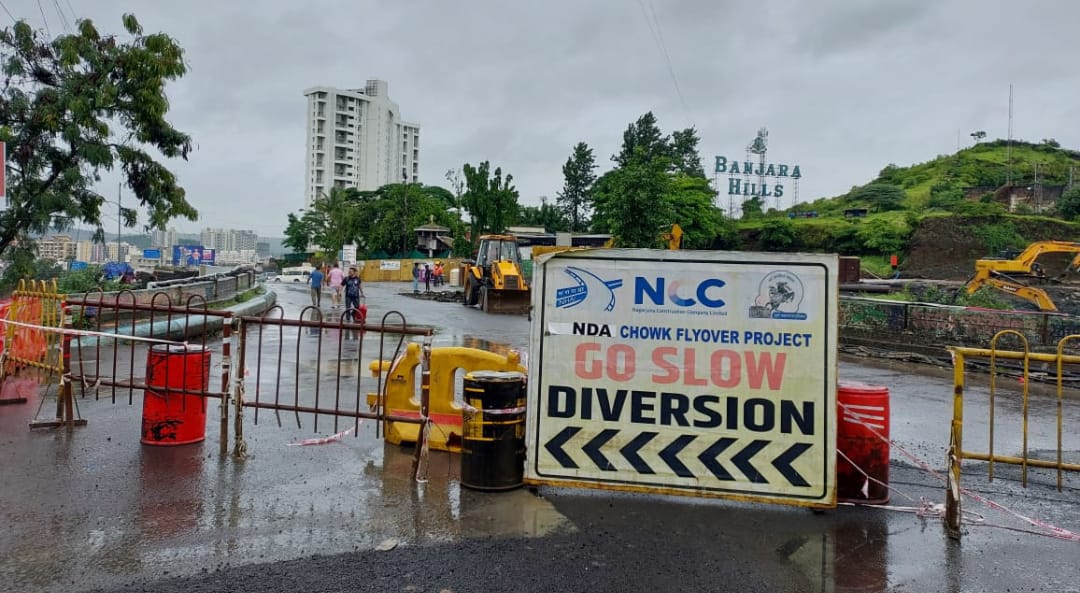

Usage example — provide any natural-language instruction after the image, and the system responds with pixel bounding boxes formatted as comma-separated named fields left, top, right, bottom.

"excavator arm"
left=974, top=240, right=1080, bottom=277
left=965, top=273, right=1058, bottom=312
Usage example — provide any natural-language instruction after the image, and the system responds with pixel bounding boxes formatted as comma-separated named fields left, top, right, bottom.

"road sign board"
left=524, top=249, right=838, bottom=507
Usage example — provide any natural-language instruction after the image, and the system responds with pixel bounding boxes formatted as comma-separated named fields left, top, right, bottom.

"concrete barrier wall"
left=839, top=296, right=1080, bottom=350
left=68, top=270, right=257, bottom=318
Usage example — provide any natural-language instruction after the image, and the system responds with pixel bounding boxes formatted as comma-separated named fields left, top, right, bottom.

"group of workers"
left=412, top=261, right=445, bottom=293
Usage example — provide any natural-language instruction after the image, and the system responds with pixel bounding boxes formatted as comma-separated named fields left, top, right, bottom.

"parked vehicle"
left=273, top=267, right=311, bottom=283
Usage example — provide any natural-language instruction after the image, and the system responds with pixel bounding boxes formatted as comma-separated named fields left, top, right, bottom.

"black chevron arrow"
left=544, top=426, right=581, bottom=469
left=582, top=429, right=619, bottom=471
left=697, top=437, right=737, bottom=480
left=620, top=431, right=658, bottom=474
left=659, top=434, right=696, bottom=478
left=772, top=442, right=812, bottom=487
left=732, top=439, right=769, bottom=483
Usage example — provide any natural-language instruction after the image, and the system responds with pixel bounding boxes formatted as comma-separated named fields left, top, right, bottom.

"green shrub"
left=972, top=222, right=1024, bottom=254
left=759, top=218, right=797, bottom=251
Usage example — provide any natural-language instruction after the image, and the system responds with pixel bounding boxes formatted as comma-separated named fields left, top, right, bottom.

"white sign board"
left=525, top=249, right=838, bottom=507
left=380, top=260, right=401, bottom=271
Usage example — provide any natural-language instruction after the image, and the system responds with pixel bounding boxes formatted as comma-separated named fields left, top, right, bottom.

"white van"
left=272, top=267, right=311, bottom=283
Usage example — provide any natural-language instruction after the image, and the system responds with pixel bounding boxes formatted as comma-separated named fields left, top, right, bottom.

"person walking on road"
left=328, top=262, right=345, bottom=308
left=424, top=264, right=432, bottom=292
left=344, top=266, right=364, bottom=321
left=309, top=265, right=325, bottom=308
left=412, top=263, right=420, bottom=294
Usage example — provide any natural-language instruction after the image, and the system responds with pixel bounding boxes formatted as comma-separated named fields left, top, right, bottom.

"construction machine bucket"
left=481, top=288, right=531, bottom=315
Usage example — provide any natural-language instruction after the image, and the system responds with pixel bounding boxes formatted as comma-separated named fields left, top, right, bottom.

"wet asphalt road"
left=1, top=281, right=1078, bottom=593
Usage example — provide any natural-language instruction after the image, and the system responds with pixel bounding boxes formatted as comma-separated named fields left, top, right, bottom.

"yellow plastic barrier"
left=368, top=344, right=525, bottom=452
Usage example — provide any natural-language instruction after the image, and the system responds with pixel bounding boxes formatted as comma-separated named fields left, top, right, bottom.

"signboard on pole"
left=143, top=248, right=162, bottom=259
left=524, top=249, right=838, bottom=508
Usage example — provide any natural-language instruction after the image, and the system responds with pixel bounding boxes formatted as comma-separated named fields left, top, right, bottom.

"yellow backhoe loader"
left=462, top=234, right=530, bottom=314
left=964, top=240, right=1080, bottom=311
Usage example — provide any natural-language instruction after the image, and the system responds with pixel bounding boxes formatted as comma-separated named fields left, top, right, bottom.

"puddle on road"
left=780, top=516, right=891, bottom=592
left=0, top=421, right=572, bottom=593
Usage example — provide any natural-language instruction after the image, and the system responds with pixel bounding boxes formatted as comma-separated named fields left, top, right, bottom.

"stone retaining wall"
left=840, top=296, right=1080, bottom=351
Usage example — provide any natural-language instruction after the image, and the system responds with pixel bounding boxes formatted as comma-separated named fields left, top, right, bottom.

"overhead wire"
left=35, top=0, right=49, bottom=35
left=0, top=0, right=15, bottom=23
left=647, top=0, right=691, bottom=124
left=634, top=0, right=691, bottom=126
left=50, top=0, right=70, bottom=33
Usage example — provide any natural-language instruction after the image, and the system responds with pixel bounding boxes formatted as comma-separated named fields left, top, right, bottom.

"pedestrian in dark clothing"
left=309, top=266, right=325, bottom=308
left=424, top=264, right=432, bottom=291
left=412, top=263, right=420, bottom=294
left=344, top=267, right=363, bottom=321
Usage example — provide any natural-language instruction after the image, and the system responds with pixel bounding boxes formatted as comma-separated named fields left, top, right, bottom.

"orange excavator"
left=964, top=240, right=1080, bottom=311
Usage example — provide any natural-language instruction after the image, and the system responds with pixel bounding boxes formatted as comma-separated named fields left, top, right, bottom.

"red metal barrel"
left=141, top=345, right=211, bottom=446
left=836, top=381, right=890, bottom=504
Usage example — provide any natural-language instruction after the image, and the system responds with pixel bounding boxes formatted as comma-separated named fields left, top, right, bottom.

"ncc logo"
left=554, top=267, right=623, bottom=312
left=634, top=276, right=727, bottom=309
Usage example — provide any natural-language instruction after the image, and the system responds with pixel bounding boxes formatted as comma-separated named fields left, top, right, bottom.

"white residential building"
left=303, top=80, right=420, bottom=208
left=200, top=228, right=258, bottom=252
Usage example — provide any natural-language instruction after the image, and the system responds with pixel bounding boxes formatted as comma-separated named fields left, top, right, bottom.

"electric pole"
left=116, top=182, right=122, bottom=263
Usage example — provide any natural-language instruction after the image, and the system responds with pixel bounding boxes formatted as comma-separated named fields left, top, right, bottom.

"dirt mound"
left=905, top=216, right=1080, bottom=280
left=401, top=290, right=463, bottom=303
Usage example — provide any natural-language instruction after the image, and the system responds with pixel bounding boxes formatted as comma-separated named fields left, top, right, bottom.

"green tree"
left=357, top=183, right=465, bottom=256
left=593, top=147, right=673, bottom=247
left=848, top=183, right=905, bottom=211
left=670, top=127, right=705, bottom=178
left=518, top=196, right=568, bottom=231
left=927, top=181, right=964, bottom=209
left=283, top=211, right=316, bottom=253
left=1057, top=187, right=1080, bottom=220
left=856, top=217, right=908, bottom=254
left=741, top=196, right=764, bottom=220
left=308, top=186, right=365, bottom=258
left=0, top=15, right=197, bottom=257
left=461, top=161, right=520, bottom=242
left=613, top=112, right=668, bottom=167
left=556, top=142, right=596, bottom=232
left=667, top=174, right=720, bottom=248
left=0, top=246, right=62, bottom=293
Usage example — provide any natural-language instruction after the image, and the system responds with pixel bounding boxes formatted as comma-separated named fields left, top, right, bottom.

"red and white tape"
left=838, top=401, right=1080, bottom=542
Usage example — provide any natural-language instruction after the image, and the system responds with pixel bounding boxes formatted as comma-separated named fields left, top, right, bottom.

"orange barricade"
left=1, top=279, right=64, bottom=379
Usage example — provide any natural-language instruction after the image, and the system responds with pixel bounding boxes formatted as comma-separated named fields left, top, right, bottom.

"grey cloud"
left=3, top=0, right=1079, bottom=236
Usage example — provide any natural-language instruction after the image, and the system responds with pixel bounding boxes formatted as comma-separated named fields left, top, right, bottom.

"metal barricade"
left=945, top=330, right=1080, bottom=538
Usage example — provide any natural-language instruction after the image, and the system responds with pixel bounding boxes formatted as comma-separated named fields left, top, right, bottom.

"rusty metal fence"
left=945, top=330, right=1080, bottom=538
left=233, top=305, right=433, bottom=465
left=45, top=291, right=435, bottom=477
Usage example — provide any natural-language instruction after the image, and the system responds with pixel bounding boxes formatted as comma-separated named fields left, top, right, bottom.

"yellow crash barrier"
left=368, top=344, right=525, bottom=452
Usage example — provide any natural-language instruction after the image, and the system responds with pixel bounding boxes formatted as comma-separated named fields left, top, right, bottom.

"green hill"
left=796, top=139, right=1080, bottom=215
left=731, top=139, right=1080, bottom=279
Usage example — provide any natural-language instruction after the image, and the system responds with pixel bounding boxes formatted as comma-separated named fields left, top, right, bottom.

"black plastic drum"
left=460, top=370, right=527, bottom=491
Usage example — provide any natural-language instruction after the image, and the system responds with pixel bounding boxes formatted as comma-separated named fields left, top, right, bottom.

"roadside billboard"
left=525, top=249, right=839, bottom=508
left=143, top=248, right=162, bottom=259
left=171, top=245, right=216, bottom=266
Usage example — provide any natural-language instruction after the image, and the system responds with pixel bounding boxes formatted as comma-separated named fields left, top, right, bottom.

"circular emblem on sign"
left=752, top=271, right=806, bottom=320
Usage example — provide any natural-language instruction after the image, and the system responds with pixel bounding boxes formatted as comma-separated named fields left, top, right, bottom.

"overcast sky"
left=5, top=0, right=1080, bottom=236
